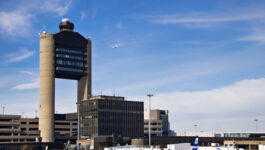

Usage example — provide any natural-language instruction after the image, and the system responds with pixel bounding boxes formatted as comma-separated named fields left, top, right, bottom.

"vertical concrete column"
left=39, top=34, right=55, bottom=142
left=77, top=39, right=92, bottom=101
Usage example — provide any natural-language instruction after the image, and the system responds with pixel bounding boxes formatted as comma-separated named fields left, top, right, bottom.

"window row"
left=56, top=48, right=83, bottom=55
left=56, top=54, right=83, bottom=60
left=56, top=60, right=83, bottom=67
left=56, top=67, right=83, bottom=73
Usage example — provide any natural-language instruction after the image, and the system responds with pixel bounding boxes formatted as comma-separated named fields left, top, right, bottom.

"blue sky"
left=1, top=0, right=265, bottom=133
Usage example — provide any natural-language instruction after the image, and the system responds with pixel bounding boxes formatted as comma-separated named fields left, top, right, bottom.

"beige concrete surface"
left=39, top=34, right=55, bottom=142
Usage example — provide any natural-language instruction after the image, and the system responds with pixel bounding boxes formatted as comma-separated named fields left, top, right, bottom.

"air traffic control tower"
left=39, top=19, right=91, bottom=142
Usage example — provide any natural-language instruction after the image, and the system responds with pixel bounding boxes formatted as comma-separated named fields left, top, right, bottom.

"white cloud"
left=0, top=10, right=33, bottom=37
left=238, top=30, right=265, bottom=42
left=18, top=71, right=35, bottom=76
left=5, top=48, right=35, bottom=64
left=117, top=69, right=217, bottom=92
left=151, top=9, right=265, bottom=25
left=129, top=78, right=265, bottom=132
left=80, top=11, right=87, bottom=21
left=12, top=78, right=39, bottom=90
left=40, top=0, right=72, bottom=17
left=0, top=0, right=72, bottom=37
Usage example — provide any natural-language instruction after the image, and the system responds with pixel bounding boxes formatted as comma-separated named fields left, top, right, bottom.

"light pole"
left=147, top=94, right=153, bottom=147
left=254, top=119, right=258, bottom=132
left=35, top=110, right=38, bottom=118
left=76, top=102, right=80, bottom=150
left=194, top=124, right=198, bottom=132
left=2, top=106, right=5, bottom=115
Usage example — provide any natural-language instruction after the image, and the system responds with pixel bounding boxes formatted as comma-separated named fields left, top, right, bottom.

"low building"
left=80, top=95, right=144, bottom=139
left=0, top=113, right=77, bottom=144
left=176, top=132, right=217, bottom=137
left=144, top=109, right=169, bottom=136
left=224, top=140, right=265, bottom=150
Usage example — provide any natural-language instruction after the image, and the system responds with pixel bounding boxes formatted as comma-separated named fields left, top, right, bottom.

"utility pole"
left=2, top=106, right=5, bottom=115
left=147, top=94, right=153, bottom=147
left=254, top=119, right=258, bottom=132
left=35, top=110, right=38, bottom=118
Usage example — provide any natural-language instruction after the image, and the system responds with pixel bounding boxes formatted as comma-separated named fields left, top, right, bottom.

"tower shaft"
left=39, top=34, right=55, bottom=142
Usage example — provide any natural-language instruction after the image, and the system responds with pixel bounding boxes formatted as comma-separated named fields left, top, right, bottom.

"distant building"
left=0, top=114, right=77, bottom=144
left=176, top=132, right=265, bottom=138
left=79, top=95, right=144, bottom=138
left=144, top=109, right=169, bottom=136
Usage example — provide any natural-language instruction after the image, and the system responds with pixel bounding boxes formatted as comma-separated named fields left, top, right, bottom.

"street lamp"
left=2, top=106, right=5, bottom=115
left=147, top=94, right=153, bottom=147
left=194, top=124, right=198, bottom=132
left=35, top=110, right=38, bottom=118
left=254, top=119, right=258, bottom=132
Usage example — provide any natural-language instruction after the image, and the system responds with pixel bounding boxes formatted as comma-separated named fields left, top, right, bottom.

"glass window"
left=56, top=54, right=83, bottom=60
left=56, top=48, right=83, bottom=55
left=56, top=67, right=83, bottom=73
left=56, top=60, right=83, bottom=67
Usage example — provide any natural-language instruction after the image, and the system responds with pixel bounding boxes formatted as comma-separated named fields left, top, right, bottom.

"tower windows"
left=56, top=54, right=83, bottom=60
left=56, top=48, right=83, bottom=55
left=56, top=60, right=83, bottom=67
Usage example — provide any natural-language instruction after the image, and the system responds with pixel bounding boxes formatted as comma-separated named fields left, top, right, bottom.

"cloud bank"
left=0, top=10, right=33, bottom=37
left=130, top=78, right=265, bottom=132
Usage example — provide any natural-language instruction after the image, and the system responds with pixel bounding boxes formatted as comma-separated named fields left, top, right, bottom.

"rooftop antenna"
left=39, top=25, right=47, bottom=35
left=35, top=110, right=38, bottom=118
left=2, top=106, right=5, bottom=115
left=113, top=89, right=115, bottom=96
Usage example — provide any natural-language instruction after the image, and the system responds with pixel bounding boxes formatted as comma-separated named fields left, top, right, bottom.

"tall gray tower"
left=39, top=19, right=91, bottom=142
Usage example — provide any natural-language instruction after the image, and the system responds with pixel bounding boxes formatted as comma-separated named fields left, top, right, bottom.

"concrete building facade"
left=144, top=109, right=169, bottom=136
left=39, top=19, right=91, bottom=142
left=0, top=114, right=77, bottom=144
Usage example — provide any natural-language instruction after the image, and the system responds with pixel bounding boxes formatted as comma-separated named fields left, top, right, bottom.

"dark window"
left=29, top=128, right=38, bottom=131
left=55, top=122, right=70, bottom=125
left=0, top=133, right=12, bottom=136
left=0, top=139, right=11, bottom=142
left=56, top=54, right=83, bottom=60
left=56, top=48, right=83, bottom=55
left=0, top=126, right=12, bottom=129
left=56, top=60, right=83, bottom=67
left=56, top=67, right=83, bottom=73
left=0, top=119, right=12, bottom=122
left=55, top=128, right=70, bottom=131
